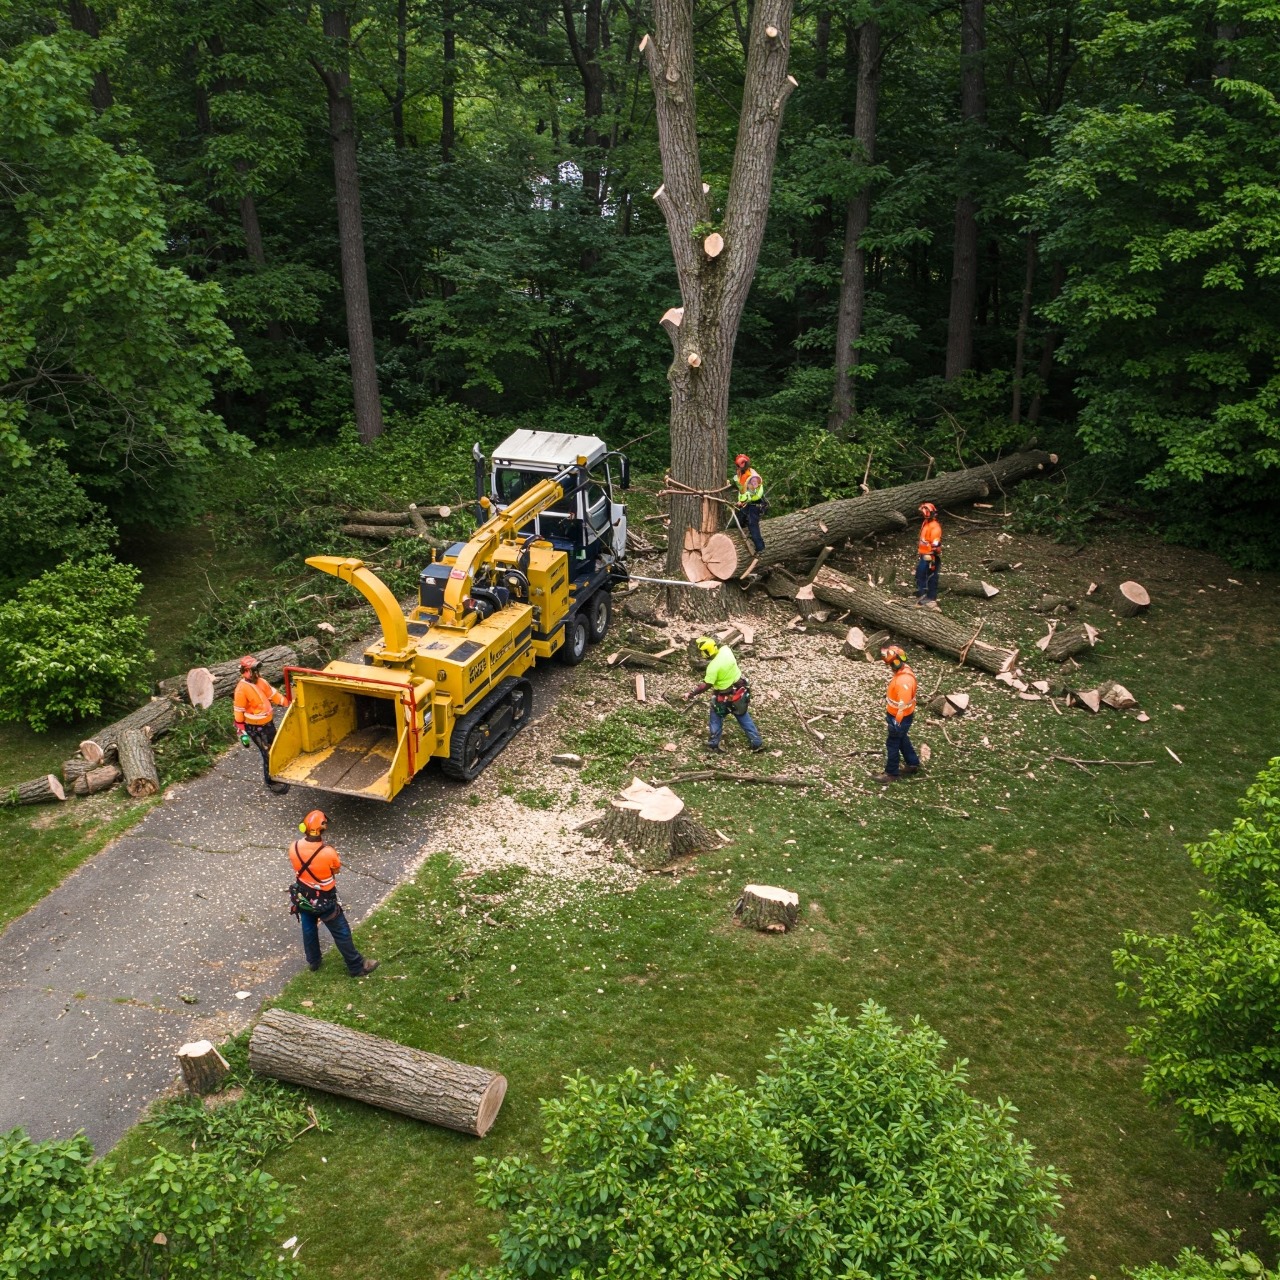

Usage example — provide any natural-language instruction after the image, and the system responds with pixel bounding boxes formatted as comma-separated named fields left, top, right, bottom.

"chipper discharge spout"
left=268, top=558, right=428, bottom=802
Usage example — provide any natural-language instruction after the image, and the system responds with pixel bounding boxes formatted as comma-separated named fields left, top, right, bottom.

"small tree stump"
left=842, top=627, right=892, bottom=662
left=734, top=884, right=799, bottom=933
left=250, top=1008, right=507, bottom=1136
left=579, top=777, right=713, bottom=870
left=177, top=1040, right=231, bottom=1096
left=119, top=728, right=160, bottom=798
left=73, top=765, right=122, bottom=797
left=3, top=775, right=66, bottom=806
left=1114, top=581, right=1150, bottom=617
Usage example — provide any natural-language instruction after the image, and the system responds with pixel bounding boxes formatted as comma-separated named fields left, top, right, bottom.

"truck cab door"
left=606, top=462, right=627, bottom=559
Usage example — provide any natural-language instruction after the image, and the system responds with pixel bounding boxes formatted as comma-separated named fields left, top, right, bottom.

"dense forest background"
left=3, top=0, right=1279, bottom=601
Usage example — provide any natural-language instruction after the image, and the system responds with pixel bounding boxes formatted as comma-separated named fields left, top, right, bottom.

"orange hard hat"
left=239, top=654, right=261, bottom=672
left=919, top=502, right=937, bottom=517
left=880, top=645, right=906, bottom=667
left=734, top=453, right=750, bottom=468
left=299, top=809, right=328, bottom=837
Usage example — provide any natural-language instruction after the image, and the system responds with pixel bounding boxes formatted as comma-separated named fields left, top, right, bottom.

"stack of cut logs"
left=4, top=642, right=316, bottom=809
left=340, top=503, right=453, bottom=546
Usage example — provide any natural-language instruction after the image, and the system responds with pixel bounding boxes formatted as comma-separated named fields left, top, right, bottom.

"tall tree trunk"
left=641, top=0, right=797, bottom=604
left=814, top=9, right=831, bottom=80
left=1011, top=232, right=1036, bottom=424
left=441, top=1, right=456, bottom=162
left=944, top=0, right=985, bottom=381
left=313, top=5, right=384, bottom=444
left=1028, top=260, right=1066, bottom=426
left=828, top=19, right=880, bottom=434
left=66, top=1, right=113, bottom=112
left=563, top=0, right=606, bottom=211
left=391, top=0, right=408, bottom=148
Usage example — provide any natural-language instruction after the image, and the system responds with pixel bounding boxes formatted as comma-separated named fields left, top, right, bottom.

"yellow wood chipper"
left=268, top=429, right=629, bottom=800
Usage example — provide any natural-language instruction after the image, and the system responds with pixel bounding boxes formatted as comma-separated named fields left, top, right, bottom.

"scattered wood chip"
left=1086, top=582, right=1098, bottom=595
left=634, top=673, right=647, bottom=703
left=1136, top=712, right=1150, bottom=722
left=550, top=753, right=584, bottom=769
left=1166, top=746, right=1183, bottom=765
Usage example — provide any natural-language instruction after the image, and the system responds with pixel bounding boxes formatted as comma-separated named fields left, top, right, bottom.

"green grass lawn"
left=109, top=528, right=1280, bottom=1280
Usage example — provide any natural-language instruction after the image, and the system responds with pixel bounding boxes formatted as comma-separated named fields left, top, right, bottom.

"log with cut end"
left=1069, top=688, right=1102, bottom=713
left=1098, top=680, right=1138, bottom=710
left=579, top=777, right=713, bottom=870
left=62, top=757, right=96, bottom=785
left=607, top=648, right=674, bottom=671
left=1114, top=581, right=1150, bottom=617
left=842, top=627, right=892, bottom=662
left=3, top=775, right=66, bottom=806
left=81, top=697, right=181, bottom=765
left=177, top=1040, right=231, bottom=1096
left=929, top=692, right=970, bottom=718
left=1030, top=595, right=1075, bottom=613
left=73, top=765, right=122, bottom=797
left=184, top=645, right=301, bottom=710
left=810, top=567, right=1018, bottom=675
left=1041, top=622, right=1101, bottom=662
left=734, top=885, right=799, bottom=933
left=764, top=567, right=802, bottom=600
left=249, top=1008, right=507, bottom=1136
left=348, top=510, right=410, bottom=525
left=939, top=574, right=1000, bottom=598
left=706, top=450, right=1055, bottom=581
left=118, top=728, right=160, bottom=798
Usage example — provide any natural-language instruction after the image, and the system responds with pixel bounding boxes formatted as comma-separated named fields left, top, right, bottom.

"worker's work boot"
left=923, top=600, right=941, bottom=611
left=901, top=764, right=921, bottom=776
left=871, top=771, right=900, bottom=784
left=703, top=742, right=723, bottom=753
left=351, top=959, right=380, bottom=978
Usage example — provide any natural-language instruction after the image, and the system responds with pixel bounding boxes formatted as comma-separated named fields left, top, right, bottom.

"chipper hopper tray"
left=269, top=663, right=430, bottom=802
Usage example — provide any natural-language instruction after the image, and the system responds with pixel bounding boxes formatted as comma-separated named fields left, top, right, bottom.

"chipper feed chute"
left=268, top=663, right=429, bottom=802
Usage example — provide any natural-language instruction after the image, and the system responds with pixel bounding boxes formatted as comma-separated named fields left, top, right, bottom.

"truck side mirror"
left=618, top=455, right=630, bottom=490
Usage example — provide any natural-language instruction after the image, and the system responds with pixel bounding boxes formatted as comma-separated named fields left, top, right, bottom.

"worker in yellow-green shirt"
left=684, top=636, right=765, bottom=753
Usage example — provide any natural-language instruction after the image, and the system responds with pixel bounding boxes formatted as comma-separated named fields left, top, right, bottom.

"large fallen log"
left=694, top=450, right=1055, bottom=582
left=119, top=728, right=160, bottom=799
left=183, top=644, right=300, bottom=710
left=809, top=567, right=1019, bottom=674
left=80, top=698, right=181, bottom=766
left=250, top=1008, right=507, bottom=1137
left=3, top=775, right=66, bottom=806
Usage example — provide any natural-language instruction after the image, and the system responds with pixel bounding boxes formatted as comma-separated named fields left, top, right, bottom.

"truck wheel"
left=586, top=591, right=612, bottom=644
left=557, top=612, right=589, bottom=666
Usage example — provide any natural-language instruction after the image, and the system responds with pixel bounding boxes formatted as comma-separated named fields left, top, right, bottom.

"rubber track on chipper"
left=441, top=677, right=534, bottom=781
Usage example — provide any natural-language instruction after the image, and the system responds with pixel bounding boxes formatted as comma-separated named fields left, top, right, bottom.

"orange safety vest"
left=290, top=839, right=340, bottom=890
left=886, top=665, right=917, bottom=722
left=917, top=518, right=942, bottom=556
left=234, top=676, right=285, bottom=727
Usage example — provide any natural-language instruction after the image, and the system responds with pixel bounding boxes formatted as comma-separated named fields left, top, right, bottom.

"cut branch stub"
left=703, top=232, right=724, bottom=258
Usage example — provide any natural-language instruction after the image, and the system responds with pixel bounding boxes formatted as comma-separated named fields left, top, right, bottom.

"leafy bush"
left=457, top=1003, right=1066, bottom=1280
left=1128, top=1230, right=1274, bottom=1279
left=1115, top=757, right=1280, bottom=1232
left=0, top=554, right=152, bottom=731
left=0, top=1127, right=296, bottom=1278
left=151, top=704, right=238, bottom=787
left=1011, top=477, right=1103, bottom=545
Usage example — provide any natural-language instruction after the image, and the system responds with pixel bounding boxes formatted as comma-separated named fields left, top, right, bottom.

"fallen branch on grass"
left=1048, top=755, right=1156, bottom=769
left=653, top=770, right=811, bottom=789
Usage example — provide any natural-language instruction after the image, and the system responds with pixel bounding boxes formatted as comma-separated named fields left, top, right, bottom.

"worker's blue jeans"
left=300, top=907, right=366, bottom=975
left=740, top=503, right=766, bottom=554
left=885, top=713, right=920, bottom=776
left=246, top=721, right=277, bottom=784
left=709, top=701, right=763, bottom=749
left=915, top=555, right=939, bottom=601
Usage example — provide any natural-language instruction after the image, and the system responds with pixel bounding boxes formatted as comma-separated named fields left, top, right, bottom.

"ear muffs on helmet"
left=299, top=809, right=328, bottom=837
left=696, top=637, right=719, bottom=658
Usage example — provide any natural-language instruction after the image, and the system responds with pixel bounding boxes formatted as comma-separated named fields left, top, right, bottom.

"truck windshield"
left=493, top=468, right=547, bottom=505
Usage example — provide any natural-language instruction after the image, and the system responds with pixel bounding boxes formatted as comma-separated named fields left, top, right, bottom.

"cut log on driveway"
left=80, top=698, right=180, bottom=765
left=809, top=567, right=1019, bottom=675
left=697, top=450, right=1055, bottom=581
left=3, top=774, right=66, bottom=806
left=250, top=1007, right=507, bottom=1137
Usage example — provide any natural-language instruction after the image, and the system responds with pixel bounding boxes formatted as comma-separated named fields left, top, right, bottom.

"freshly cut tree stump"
left=842, top=627, right=892, bottom=662
left=3, top=775, right=66, bottom=806
left=118, top=728, right=160, bottom=799
left=734, top=884, right=799, bottom=933
left=939, top=574, right=1000, bottom=598
left=250, top=1008, right=507, bottom=1137
left=80, top=698, right=180, bottom=765
left=579, top=777, right=713, bottom=870
left=1114, top=581, right=1151, bottom=617
left=702, top=450, right=1055, bottom=581
left=1098, top=680, right=1138, bottom=710
left=73, top=765, right=122, bottom=797
left=184, top=645, right=300, bottom=711
left=177, top=1040, right=231, bottom=1096
left=1040, top=622, right=1101, bottom=662
left=810, top=567, right=1019, bottom=675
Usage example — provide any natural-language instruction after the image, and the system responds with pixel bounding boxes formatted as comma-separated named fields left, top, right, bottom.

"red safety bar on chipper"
left=283, top=666, right=420, bottom=779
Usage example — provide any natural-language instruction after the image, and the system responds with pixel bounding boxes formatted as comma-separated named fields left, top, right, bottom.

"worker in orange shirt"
left=233, top=655, right=290, bottom=794
left=873, top=645, right=921, bottom=784
left=916, top=501, right=942, bottom=609
left=289, top=810, right=378, bottom=977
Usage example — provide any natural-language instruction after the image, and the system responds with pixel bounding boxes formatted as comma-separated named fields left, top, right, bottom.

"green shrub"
left=0, top=554, right=152, bottom=731
left=1128, top=1230, right=1274, bottom=1279
left=0, top=1127, right=296, bottom=1278
left=1011, top=477, right=1103, bottom=545
left=1115, top=757, right=1280, bottom=1233
left=457, top=1003, right=1066, bottom=1280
